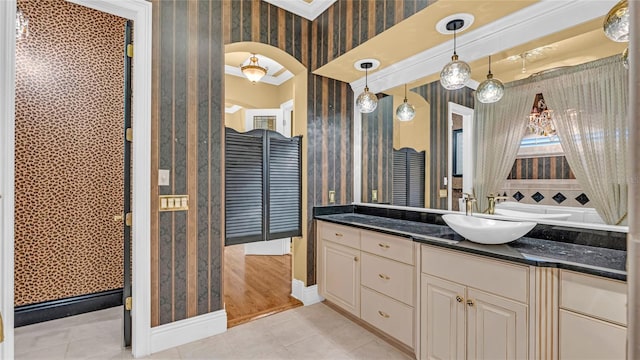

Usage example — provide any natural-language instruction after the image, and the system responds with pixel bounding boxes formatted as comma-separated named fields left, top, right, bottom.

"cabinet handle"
left=378, top=273, right=390, bottom=280
left=456, top=296, right=463, bottom=303
left=378, top=310, right=390, bottom=318
left=335, top=233, right=343, bottom=237
left=378, top=243, right=390, bottom=248
left=354, top=256, right=359, bottom=262
left=467, top=299, right=474, bottom=307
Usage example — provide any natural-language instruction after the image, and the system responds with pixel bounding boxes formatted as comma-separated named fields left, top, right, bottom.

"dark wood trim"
left=15, top=289, right=123, bottom=327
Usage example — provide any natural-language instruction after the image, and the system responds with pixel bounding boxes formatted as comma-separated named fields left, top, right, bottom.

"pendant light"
left=440, top=19, right=471, bottom=90
left=476, top=55, right=504, bottom=104
left=356, top=62, right=378, bottom=113
left=603, top=0, right=629, bottom=42
left=241, top=54, right=267, bottom=83
left=396, top=84, right=415, bottom=121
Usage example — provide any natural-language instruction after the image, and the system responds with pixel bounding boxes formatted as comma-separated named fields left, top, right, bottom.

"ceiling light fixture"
left=241, top=54, right=267, bottom=83
left=16, top=7, right=28, bottom=40
left=603, top=0, right=629, bottom=42
left=356, top=62, right=378, bottom=113
left=440, top=19, right=471, bottom=90
left=396, top=84, right=416, bottom=121
left=476, top=55, right=504, bottom=104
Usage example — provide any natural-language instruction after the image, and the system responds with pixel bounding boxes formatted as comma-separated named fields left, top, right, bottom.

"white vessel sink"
left=494, top=208, right=571, bottom=220
left=442, top=214, right=536, bottom=245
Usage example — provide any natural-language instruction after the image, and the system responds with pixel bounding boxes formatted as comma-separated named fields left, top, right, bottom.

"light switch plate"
left=329, top=190, right=336, bottom=204
left=158, top=169, right=170, bottom=186
left=372, top=189, right=378, bottom=202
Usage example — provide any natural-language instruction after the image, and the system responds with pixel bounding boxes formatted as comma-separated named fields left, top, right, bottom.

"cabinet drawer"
left=421, top=245, right=529, bottom=303
left=318, top=221, right=360, bottom=249
left=361, top=287, right=414, bottom=348
left=559, top=309, right=626, bottom=360
left=560, top=270, right=626, bottom=326
left=361, top=229, right=414, bottom=265
left=361, top=253, right=414, bottom=306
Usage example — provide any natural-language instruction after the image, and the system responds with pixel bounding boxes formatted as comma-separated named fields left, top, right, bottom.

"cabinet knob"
left=335, top=233, right=343, bottom=237
left=378, top=243, right=390, bottom=249
left=354, top=256, right=359, bottom=262
left=378, top=310, right=390, bottom=318
left=456, top=296, right=463, bottom=303
left=378, top=273, right=390, bottom=280
left=467, top=299, right=474, bottom=307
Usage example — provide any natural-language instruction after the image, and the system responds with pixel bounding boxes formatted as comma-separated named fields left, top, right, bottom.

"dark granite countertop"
left=315, top=212, right=626, bottom=281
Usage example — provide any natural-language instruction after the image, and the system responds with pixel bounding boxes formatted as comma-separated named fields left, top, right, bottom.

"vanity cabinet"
left=317, top=220, right=416, bottom=348
left=558, top=270, right=627, bottom=360
left=420, top=245, right=528, bottom=360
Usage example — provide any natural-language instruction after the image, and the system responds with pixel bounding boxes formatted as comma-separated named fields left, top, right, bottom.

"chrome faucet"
left=462, top=193, right=476, bottom=216
left=487, top=193, right=510, bottom=214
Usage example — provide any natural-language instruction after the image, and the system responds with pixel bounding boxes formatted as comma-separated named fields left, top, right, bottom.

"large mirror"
left=347, top=1, right=628, bottom=230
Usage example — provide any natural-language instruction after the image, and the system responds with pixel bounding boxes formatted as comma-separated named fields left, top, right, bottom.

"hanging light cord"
left=453, top=28, right=457, bottom=56
left=365, top=66, right=369, bottom=89
left=488, top=55, right=492, bottom=75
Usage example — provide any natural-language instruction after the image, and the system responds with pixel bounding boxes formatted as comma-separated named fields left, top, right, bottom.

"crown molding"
left=262, top=0, right=336, bottom=21
left=350, top=0, right=618, bottom=94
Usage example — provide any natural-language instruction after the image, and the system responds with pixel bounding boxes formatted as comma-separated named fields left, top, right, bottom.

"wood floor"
left=224, top=244, right=303, bottom=328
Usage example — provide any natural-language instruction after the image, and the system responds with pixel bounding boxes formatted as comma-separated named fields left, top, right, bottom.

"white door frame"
left=0, top=0, right=152, bottom=358
left=447, top=102, right=474, bottom=211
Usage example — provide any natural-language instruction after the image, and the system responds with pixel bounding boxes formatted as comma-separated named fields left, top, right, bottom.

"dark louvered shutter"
left=268, top=132, right=302, bottom=240
left=407, top=150, right=425, bottom=208
left=392, top=150, right=407, bottom=206
left=225, top=128, right=264, bottom=245
left=392, top=148, right=425, bottom=207
left=225, top=128, right=302, bottom=245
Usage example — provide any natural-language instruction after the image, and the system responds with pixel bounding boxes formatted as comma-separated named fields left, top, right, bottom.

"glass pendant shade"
left=356, top=61, right=378, bottom=113
left=356, top=87, right=378, bottom=113
left=476, top=56, right=504, bottom=103
left=16, top=8, right=29, bottom=39
left=603, top=0, right=629, bottom=42
left=241, top=54, right=267, bottom=83
left=441, top=55, right=471, bottom=90
left=396, top=100, right=415, bottom=121
left=622, top=47, right=629, bottom=69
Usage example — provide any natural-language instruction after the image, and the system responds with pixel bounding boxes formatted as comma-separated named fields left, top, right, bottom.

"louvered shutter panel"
left=225, top=128, right=264, bottom=246
left=268, top=133, right=302, bottom=239
left=392, top=150, right=407, bottom=206
left=408, top=150, right=426, bottom=207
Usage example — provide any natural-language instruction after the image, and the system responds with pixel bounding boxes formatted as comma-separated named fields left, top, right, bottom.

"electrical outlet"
left=372, top=189, right=378, bottom=202
left=329, top=190, right=336, bottom=204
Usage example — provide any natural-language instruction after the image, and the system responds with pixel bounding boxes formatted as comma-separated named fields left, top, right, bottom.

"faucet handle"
left=463, top=192, right=475, bottom=201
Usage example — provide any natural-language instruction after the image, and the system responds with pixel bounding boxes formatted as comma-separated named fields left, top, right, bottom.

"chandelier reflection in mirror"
left=16, top=7, right=29, bottom=39
left=603, top=0, right=629, bottom=42
left=396, top=84, right=415, bottom=121
left=356, top=61, right=378, bottom=113
left=528, top=93, right=556, bottom=136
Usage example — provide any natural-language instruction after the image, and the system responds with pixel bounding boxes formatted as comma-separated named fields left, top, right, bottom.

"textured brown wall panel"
left=14, top=0, right=126, bottom=306
left=508, top=156, right=576, bottom=180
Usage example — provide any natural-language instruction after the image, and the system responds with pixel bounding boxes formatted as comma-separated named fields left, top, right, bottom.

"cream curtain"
left=473, top=84, right=533, bottom=212
left=543, top=57, right=628, bottom=225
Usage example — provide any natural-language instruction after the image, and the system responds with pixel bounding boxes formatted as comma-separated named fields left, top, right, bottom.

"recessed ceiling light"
left=436, top=13, right=474, bottom=34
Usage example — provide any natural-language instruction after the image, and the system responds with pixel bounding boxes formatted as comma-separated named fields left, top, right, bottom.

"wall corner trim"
left=149, top=309, right=227, bottom=355
left=291, top=279, right=323, bottom=306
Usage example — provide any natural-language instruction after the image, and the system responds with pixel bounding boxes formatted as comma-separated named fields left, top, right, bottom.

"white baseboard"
left=291, top=279, right=323, bottom=306
left=149, top=309, right=227, bottom=354
left=244, top=238, right=290, bottom=255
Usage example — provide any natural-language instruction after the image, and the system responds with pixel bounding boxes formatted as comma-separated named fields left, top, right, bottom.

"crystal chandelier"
left=241, top=54, right=267, bottom=83
left=356, top=62, right=378, bottom=113
left=476, top=55, right=504, bottom=104
left=16, top=7, right=29, bottom=39
left=527, top=93, right=556, bottom=136
left=603, top=0, right=629, bottom=42
left=440, top=19, right=471, bottom=90
left=396, top=84, right=415, bottom=121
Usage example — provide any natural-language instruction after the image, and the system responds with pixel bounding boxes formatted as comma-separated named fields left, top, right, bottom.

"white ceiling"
left=261, top=0, right=337, bottom=20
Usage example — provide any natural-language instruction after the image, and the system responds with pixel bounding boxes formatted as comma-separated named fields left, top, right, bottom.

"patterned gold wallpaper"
left=14, top=0, right=127, bottom=306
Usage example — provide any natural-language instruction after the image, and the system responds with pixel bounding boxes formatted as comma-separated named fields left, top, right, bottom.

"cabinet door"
left=559, top=309, right=626, bottom=360
left=320, top=240, right=361, bottom=317
left=420, top=275, right=466, bottom=360
left=467, top=288, right=528, bottom=360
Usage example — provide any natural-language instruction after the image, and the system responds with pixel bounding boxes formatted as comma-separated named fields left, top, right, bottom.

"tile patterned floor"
left=15, top=303, right=413, bottom=360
